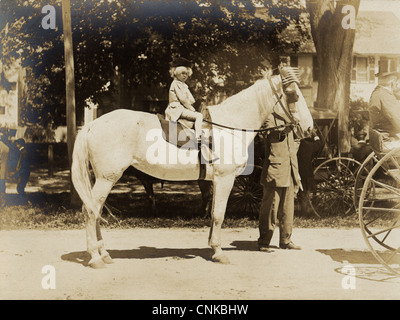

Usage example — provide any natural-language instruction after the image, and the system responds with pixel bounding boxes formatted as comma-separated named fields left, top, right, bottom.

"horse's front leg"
left=208, top=174, right=235, bottom=264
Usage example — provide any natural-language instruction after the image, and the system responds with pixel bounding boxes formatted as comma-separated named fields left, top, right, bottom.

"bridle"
left=202, top=67, right=303, bottom=135
left=267, top=67, right=306, bottom=139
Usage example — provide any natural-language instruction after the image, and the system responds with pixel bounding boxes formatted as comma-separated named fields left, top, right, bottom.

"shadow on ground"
left=61, top=246, right=215, bottom=267
left=317, top=248, right=400, bottom=265
left=318, top=248, right=400, bottom=282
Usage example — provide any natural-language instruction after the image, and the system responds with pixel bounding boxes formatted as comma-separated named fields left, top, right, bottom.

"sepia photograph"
left=0, top=0, right=400, bottom=304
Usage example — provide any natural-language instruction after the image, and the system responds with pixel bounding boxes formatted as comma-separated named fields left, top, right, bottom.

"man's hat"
left=170, top=57, right=192, bottom=68
left=376, top=71, right=400, bottom=79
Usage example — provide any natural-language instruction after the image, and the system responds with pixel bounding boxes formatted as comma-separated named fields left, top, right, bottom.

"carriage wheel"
left=353, top=152, right=378, bottom=211
left=310, top=157, right=361, bottom=218
left=359, top=148, right=400, bottom=275
left=228, top=165, right=263, bottom=218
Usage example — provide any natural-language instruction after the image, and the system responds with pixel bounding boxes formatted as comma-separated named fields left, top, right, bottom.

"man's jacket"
left=260, top=115, right=301, bottom=188
left=369, top=85, right=400, bottom=137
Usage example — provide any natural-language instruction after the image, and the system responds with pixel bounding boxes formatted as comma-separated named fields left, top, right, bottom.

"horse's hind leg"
left=96, top=219, right=114, bottom=264
left=86, top=178, right=115, bottom=268
left=208, top=174, right=235, bottom=264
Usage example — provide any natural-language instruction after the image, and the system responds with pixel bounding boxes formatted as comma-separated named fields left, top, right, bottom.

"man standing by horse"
left=258, top=67, right=303, bottom=252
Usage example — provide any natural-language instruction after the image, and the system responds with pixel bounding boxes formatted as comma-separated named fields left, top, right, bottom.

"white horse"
left=71, top=74, right=313, bottom=268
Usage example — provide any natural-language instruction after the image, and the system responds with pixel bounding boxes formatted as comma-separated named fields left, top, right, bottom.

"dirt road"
left=0, top=227, right=399, bottom=300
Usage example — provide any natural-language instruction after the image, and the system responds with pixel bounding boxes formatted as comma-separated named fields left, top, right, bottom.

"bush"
left=349, top=99, right=369, bottom=139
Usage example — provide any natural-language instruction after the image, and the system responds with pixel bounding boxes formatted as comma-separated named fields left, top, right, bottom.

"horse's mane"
left=219, top=78, right=270, bottom=107
left=207, top=77, right=278, bottom=129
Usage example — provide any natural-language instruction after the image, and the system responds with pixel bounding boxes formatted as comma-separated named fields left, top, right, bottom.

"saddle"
left=157, top=114, right=197, bottom=149
left=157, top=114, right=217, bottom=179
left=157, top=113, right=214, bottom=150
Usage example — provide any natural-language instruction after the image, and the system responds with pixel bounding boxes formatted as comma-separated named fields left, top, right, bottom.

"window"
left=357, top=57, right=368, bottom=82
left=279, top=55, right=298, bottom=68
left=0, top=106, right=5, bottom=115
left=379, top=58, right=398, bottom=74
left=390, top=59, right=397, bottom=72
left=379, top=58, right=389, bottom=73
left=352, top=56, right=375, bottom=83
left=290, top=55, right=298, bottom=68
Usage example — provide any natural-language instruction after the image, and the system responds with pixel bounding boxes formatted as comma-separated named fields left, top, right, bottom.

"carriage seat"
left=369, top=129, right=392, bottom=154
left=369, top=129, right=400, bottom=181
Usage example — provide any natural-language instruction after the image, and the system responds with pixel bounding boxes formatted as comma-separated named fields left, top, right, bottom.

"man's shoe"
left=258, top=245, right=274, bottom=253
left=279, top=241, right=301, bottom=250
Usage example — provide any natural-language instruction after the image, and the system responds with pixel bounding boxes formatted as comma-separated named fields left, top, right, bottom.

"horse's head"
left=273, top=66, right=314, bottom=139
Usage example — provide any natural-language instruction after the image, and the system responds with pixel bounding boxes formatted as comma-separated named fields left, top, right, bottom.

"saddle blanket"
left=157, top=114, right=197, bottom=149
left=157, top=114, right=215, bottom=179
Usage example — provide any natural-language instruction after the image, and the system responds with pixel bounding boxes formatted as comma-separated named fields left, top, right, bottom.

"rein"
left=267, top=75, right=305, bottom=138
left=267, top=76, right=297, bottom=125
left=201, top=76, right=298, bottom=134
left=202, top=118, right=296, bottom=133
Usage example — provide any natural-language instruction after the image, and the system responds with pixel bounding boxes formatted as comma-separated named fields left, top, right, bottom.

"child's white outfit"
left=165, top=79, right=203, bottom=139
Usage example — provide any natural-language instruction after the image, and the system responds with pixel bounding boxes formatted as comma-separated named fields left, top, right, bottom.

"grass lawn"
left=0, top=190, right=361, bottom=230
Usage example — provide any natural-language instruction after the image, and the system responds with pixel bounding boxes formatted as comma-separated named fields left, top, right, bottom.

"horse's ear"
left=261, top=68, right=273, bottom=79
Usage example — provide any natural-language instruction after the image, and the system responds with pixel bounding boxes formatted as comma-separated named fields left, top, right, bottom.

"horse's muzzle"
left=285, top=90, right=299, bottom=104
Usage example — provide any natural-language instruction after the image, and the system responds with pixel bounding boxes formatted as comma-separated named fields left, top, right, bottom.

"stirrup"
left=196, top=136, right=202, bottom=148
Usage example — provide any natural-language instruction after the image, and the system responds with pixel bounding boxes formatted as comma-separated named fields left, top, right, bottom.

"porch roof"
left=353, top=11, right=400, bottom=56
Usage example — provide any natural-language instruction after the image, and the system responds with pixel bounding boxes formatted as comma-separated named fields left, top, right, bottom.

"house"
left=0, top=66, right=18, bottom=128
left=281, top=11, right=400, bottom=108
left=0, top=60, right=26, bottom=138
left=351, top=11, right=400, bottom=101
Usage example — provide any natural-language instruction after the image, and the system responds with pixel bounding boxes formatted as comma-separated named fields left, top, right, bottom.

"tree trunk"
left=306, top=0, right=360, bottom=153
left=62, top=0, right=80, bottom=207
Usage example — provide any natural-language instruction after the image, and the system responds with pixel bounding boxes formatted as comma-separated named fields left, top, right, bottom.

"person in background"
left=368, top=71, right=400, bottom=149
left=296, top=129, right=321, bottom=216
left=0, top=131, right=10, bottom=208
left=14, top=139, right=30, bottom=203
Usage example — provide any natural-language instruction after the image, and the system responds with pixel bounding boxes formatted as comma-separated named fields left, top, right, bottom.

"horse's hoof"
left=212, top=254, right=230, bottom=264
left=89, top=258, right=107, bottom=269
left=102, top=254, right=114, bottom=264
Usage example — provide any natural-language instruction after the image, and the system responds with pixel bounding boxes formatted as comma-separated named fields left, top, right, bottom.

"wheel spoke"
left=385, top=247, right=400, bottom=264
left=370, top=178, right=400, bottom=196
left=362, top=206, right=400, bottom=214
left=366, top=223, right=400, bottom=239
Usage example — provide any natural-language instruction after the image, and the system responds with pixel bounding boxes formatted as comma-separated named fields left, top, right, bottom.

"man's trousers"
left=258, top=179, right=295, bottom=247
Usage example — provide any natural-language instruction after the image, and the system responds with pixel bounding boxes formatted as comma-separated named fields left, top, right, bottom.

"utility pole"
left=62, top=0, right=80, bottom=206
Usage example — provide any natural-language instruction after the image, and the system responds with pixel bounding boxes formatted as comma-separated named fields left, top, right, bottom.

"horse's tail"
left=71, top=125, right=96, bottom=216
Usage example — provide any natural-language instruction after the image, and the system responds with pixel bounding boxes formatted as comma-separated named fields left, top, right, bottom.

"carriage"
left=355, top=130, right=400, bottom=275
left=306, top=110, right=365, bottom=218
left=302, top=110, right=400, bottom=275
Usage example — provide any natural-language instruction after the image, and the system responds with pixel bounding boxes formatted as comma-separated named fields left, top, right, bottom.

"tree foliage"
left=0, top=0, right=308, bottom=126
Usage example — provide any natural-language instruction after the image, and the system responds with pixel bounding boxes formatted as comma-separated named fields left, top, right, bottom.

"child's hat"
left=170, top=57, right=192, bottom=68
